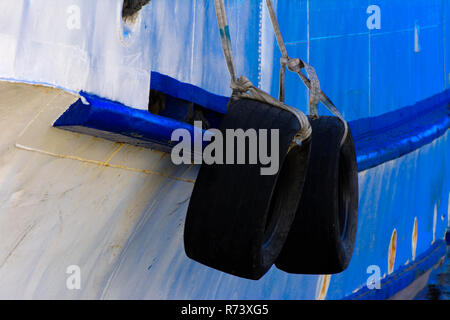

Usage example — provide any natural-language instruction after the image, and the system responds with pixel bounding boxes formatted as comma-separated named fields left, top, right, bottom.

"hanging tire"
left=184, top=98, right=311, bottom=280
left=275, top=116, right=358, bottom=274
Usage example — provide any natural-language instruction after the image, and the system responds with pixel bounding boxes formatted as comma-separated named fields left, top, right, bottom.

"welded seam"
left=104, top=143, right=125, bottom=164
left=17, top=91, right=62, bottom=140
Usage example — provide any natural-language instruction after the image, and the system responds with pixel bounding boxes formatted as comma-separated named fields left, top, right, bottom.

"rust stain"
left=388, top=229, right=397, bottom=275
left=412, top=217, right=418, bottom=261
left=104, top=143, right=125, bottom=164
left=316, top=275, right=331, bottom=300
left=0, top=222, right=37, bottom=268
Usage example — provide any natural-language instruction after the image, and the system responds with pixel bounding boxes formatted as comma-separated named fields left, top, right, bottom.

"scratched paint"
left=433, top=205, right=438, bottom=244
left=1, top=0, right=447, bottom=119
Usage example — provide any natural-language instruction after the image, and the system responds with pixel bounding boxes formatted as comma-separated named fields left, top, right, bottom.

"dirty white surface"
left=0, top=0, right=152, bottom=109
left=0, top=82, right=198, bottom=299
left=0, top=0, right=277, bottom=111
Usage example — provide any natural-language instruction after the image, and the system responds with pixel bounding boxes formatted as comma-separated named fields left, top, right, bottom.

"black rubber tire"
left=184, top=98, right=311, bottom=280
left=275, top=116, right=358, bottom=274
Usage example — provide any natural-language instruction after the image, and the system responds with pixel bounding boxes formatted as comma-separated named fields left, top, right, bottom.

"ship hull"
left=0, top=0, right=448, bottom=299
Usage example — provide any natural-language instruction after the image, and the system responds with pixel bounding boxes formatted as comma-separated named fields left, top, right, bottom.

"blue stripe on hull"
left=353, top=90, right=450, bottom=171
left=54, top=86, right=450, bottom=173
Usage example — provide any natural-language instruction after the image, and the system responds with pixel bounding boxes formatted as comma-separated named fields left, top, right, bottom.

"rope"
left=213, top=0, right=311, bottom=144
left=265, top=0, right=348, bottom=146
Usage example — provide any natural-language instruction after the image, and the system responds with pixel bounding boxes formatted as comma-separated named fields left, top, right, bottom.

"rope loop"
left=280, top=57, right=304, bottom=74
left=214, top=0, right=311, bottom=144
